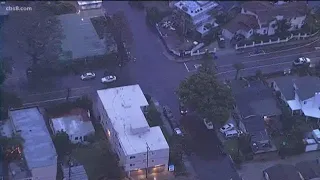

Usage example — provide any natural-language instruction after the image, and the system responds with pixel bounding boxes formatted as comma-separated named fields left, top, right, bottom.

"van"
left=224, top=130, right=239, bottom=139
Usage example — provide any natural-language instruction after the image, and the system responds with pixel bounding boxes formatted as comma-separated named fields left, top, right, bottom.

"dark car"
left=179, top=102, right=188, bottom=115
left=218, top=35, right=226, bottom=48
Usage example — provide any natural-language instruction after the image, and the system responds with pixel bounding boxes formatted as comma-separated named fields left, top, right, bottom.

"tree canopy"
left=2, top=2, right=64, bottom=67
left=53, top=131, right=72, bottom=158
left=176, top=64, right=234, bottom=124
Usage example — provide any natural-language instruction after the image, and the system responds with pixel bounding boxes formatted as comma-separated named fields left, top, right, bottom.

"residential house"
left=263, top=164, right=304, bottom=180
left=50, top=114, right=95, bottom=144
left=222, top=13, right=259, bottom=39
left=232, top=80, right=281, bottom=153
left=296, top=160, right=320, bottom=180
left=173, top=1, right=220, bottom=37
left=8, top=107, right=57, bottom=180
left=241, top=1, right=308, bottom=36
left=270, top=76, right=320, bottom=120
left=95, top=85, right=169, bottom=177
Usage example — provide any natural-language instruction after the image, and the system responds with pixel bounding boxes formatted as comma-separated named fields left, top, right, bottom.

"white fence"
left=235, top=31, right=319, bottom=50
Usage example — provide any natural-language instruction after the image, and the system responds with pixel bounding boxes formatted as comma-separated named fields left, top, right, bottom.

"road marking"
left=22, top=96, right=81, bottom=106
left=27, top=86, right=91, bottom=97
left=184, top=62, right=190, bottom=72
left=220, top=50, right=319, bottom=68
left=244, top=37, right=320, bottom=57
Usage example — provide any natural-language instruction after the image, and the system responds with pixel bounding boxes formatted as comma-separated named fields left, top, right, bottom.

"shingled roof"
left=242, top=1, right=308, bottom=24
left=293, top=76, right=320, bottom=101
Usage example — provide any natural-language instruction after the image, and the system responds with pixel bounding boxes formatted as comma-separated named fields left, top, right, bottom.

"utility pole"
left=66, top=88, right=71, bottom=101
left=145, top=143, right=150, bottom=179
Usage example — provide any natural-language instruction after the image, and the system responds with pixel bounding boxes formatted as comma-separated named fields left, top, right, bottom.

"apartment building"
left=8, top=107, right=57, bottom=180
left=174, top=1, right=219, bottom=37
left=96, top=85, right=169, bottom=177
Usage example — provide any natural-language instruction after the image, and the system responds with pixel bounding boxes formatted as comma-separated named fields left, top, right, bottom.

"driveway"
left=181, top=114, right=241, bottom=180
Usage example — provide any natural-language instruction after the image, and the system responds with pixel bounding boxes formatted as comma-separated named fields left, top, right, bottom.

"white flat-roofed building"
left=9, top=107, right=57, bottom=180
left=96, top=85, right=169, bottom=176
left=50, top=115, right=95, bottom=144
left=77, top=1, right=102, bottom=10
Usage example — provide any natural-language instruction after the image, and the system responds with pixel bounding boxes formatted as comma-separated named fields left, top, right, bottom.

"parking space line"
left=184, top=62, right=190, bottom=72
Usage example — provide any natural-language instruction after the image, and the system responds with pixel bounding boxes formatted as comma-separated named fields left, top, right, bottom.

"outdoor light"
left=81, top=18, right=84, bottom=21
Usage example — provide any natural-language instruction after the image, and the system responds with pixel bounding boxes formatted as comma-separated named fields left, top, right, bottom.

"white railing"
left=235, top=31, right=319, bottom=50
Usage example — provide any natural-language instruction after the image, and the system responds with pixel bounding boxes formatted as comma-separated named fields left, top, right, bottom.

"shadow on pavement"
left=180, top=115, right=224, bottom=160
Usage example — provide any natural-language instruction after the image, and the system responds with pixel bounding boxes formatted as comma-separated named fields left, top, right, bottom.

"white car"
left=220, top=123, right=235, bottom=133
left=101, top=75, right=117, bottom=83
left=203, top=118, right=214, bottom=129
left=174, top=128, right=183, bottom=136
left=293, top=57, right=311, bottom=66
left=80, top=72, right=96, bottom=80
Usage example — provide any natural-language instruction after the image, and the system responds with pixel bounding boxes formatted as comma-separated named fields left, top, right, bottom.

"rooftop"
left=8, top=161, right=32, bottom=180
left=293, top=76, right=320, bottom=101
left=97, top=85, right=169, bottom=156
left=242, top=1, right=308, bottom=24
left=9, top=107, right=57, bottom=170
left=241, top=115, right=269, bottom=143
left=232, top=80, right=282, bottom=118
left=264, top=164, right=302, bottom=180
left=58, top=13, right=106, bottom=61
left=62, top=164, right=88, bottom=180
left=174, top=1, right=219, bottom=17
left=269, top=75, right=298, bottom=100
left=51, top=115, right=95, bottom=136
left=223, top=13, right=259, bottom=33
left=296, top=160, right=320, bottom=180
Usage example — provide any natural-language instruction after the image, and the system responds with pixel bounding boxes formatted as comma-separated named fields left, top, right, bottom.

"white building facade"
left=174, top=1, right=219, bottom=36
left=96, top=85, right=169, bottom=177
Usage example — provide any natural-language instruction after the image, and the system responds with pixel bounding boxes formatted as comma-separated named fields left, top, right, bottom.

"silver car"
left=80, top=72, right=96, bottom=80
left=293, top=57, right=311, bottom=66
left=101, top=75, right=117, bottom=83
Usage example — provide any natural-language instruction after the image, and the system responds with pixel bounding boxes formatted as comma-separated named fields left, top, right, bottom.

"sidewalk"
left=152, top=98, right=200, bottom=180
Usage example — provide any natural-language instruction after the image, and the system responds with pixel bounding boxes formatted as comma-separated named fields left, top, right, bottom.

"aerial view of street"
left=1, top=1, right=320, bottom=180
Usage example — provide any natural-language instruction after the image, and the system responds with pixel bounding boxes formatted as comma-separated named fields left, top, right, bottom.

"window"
left=84, top=136, right=88, bottom=141
left=130, top=164, right=135, bottom=167
left=130, top=156, right=135, bottom=159
left=75, top=137, right=78, bottom=140
left=264, top=29, right=267, bottom=34
left=80, top=136, right=82, bottom=140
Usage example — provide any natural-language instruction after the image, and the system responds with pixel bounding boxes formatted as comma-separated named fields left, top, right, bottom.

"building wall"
left=69, top=130, right=94, bottom=144
left=289, top=16, right=306, bottom=31
left=95, top=94, right=169, bottom=173
left=31, top=163, right=57, bottom=180
left=124, top=148, right=169, bottom=172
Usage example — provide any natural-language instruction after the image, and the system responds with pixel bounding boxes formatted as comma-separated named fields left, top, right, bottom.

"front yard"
left=71, top=125, right=125, bottom=180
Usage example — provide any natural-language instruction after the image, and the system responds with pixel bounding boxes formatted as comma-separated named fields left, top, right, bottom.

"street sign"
left=168, top=165, right=175, bottom=172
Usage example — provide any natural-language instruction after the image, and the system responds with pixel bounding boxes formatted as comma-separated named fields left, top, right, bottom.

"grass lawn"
left=72, top=140, right=124, bottom=180
left=223, top=139, right=239, bottom=155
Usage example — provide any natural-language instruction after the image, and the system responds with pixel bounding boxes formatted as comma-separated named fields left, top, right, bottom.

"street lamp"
left=145, top=143, right=150, bottom=179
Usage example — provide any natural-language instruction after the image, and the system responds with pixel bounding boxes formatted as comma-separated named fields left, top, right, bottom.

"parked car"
left=101, top=75, right=117, bottom=83
left=219, top=123, right=234, bottom=133
left=293, top=57, right=311, bottom=67
left=80, top=72, right=96, bottom=80
left=203, top=118, right=214, bottom=129
left=174, top=128, right=183, bottom=136
left=218, top=36, right=226, bottom=48
left=224, top=130, right=243, bottom=139
left=179, top=102, right=188, bottom=115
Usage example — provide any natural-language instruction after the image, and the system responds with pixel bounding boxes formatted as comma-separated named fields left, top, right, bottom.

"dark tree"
left=2, top=2, right=64, bottom=67
left=176, top=65, right=234, bottom=124
left=53, top=131, right=72, bottom=158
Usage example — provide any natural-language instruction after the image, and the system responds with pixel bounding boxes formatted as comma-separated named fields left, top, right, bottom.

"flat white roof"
left=174, top=1, right=219, bottom=17
left=9, top=108, right=57, bottom=169
left=77, top=1, right=102, bottom=6
left=287, top=100, right=301, bottom=111
left=51, top=115, right=95, bottom=136
left=97, top=85, right=169, bottom=156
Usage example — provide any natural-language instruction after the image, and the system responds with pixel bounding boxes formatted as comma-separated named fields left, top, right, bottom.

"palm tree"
left=233, top=62, right=245, bottom=80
